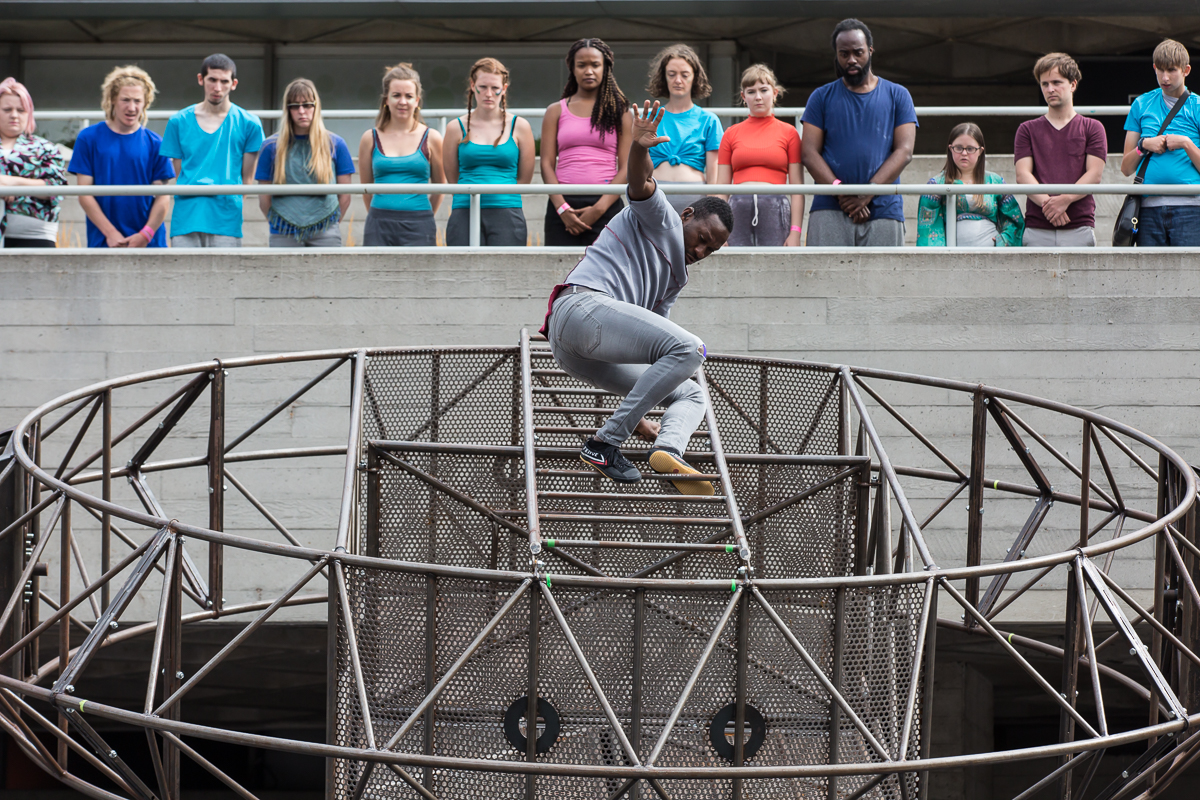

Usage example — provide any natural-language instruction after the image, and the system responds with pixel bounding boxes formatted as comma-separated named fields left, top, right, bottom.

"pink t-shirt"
left=554, top=98, right=619, bottom=185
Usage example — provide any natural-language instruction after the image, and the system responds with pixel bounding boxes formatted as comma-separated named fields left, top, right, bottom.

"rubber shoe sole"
left=579, top=454, right=642, bottom=484
left=648, top=450, right=715, bottom=496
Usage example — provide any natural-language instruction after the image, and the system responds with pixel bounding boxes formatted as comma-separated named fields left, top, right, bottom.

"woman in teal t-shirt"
left=645, top=44, right=723, bottom=214
left=442, top=58, right=535, bottom=246
left=358, top=63, right=445, bottom=247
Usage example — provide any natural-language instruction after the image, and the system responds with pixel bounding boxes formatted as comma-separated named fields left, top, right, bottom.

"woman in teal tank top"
left=442, top=58, right=536, bottom=246
left=358, top=63, right=445, bottom=246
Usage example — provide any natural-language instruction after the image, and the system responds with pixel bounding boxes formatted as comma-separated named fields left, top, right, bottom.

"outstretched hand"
left=632, top=100, right=669, bottom=149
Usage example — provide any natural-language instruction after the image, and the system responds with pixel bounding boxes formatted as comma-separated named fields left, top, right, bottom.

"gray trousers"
left=547, top=291, right=707, bottom=455
left=728, top=194, right=791, bottom=247
left=807, top=209, right=905, bottom=246
left=171, top=232, right=242, bottom=247
left=446, top=206, right=528, bottom=246
left=1022, top=226, right=1095, bottom=247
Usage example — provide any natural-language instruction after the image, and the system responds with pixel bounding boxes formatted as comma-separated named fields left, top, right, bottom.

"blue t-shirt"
left=801, top=77, right=918, bottom=222
left=68, top=122, right=175, bottom=247
left=651, top=105, right=723, bottom=173
left=161, top=103, right=264, bottom=238
left=254, top=132, right=356, bottom=234
left=1124, top=89, right=1200, bottom=190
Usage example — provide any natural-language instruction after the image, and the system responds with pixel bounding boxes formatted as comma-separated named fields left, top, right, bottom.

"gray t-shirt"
left=562, top=186, right=687, bottom=317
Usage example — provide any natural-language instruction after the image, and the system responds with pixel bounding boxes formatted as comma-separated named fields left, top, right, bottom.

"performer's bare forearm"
left=627, top=139, right=655, bottom=201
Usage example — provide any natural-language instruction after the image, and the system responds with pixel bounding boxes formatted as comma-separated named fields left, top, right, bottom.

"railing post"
left=966, top=388, right=987, bottom=608
left=469, top=192, right=482, bottom=248
left=207, top=366, right=224, bottom=616
left=945, top=186, right=957, bottom=247
left=101, top=388, right=111, bottom=611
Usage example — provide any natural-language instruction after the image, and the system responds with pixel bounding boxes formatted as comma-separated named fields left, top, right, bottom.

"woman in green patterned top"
left=918, top=122, right=1024, bottom=247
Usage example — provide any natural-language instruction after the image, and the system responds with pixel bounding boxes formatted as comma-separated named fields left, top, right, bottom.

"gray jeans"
left=547, top=291, right=707, bottom=455
left=806, top=209, right=905, bottom=246
left=1022, top=226, right=1095, bottom=247
left=269, top=227, right=343, bottom=247
left=171, top=232, right=242, bottom=247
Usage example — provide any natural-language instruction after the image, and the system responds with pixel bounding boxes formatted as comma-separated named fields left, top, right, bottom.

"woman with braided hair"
left=541, top=38, right=633, bottom=246
left=443, top=57, right=535, bottom=246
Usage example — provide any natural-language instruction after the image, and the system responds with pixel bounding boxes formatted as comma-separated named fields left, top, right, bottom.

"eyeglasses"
left=287, top=102, right=316, bottom=111
left=949, top=145, right=982, bottom=154
left=475, top=86, right=505, bottom=95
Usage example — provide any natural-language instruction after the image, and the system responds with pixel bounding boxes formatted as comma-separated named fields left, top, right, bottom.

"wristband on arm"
left=831, top=179, right=842, bottom=186
left=556, top=202, right=571, bottom=216
left=139, top=225, right=157, bottom=243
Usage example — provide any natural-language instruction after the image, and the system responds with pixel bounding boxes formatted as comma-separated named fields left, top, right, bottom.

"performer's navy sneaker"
left=648, top=447, right=715, bottom=496
left=580, top=438, right=642, bottom=484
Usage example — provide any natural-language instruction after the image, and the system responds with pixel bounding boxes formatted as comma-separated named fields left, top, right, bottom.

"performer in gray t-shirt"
left=539, top=100, right=733, bottom=492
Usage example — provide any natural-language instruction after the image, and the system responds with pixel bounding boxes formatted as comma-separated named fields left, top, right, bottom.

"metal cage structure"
left=0, top=335, right=1198, bottom=800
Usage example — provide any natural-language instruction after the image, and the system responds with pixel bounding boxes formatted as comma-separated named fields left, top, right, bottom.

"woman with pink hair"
left=0, top=78, right=66, bottom=247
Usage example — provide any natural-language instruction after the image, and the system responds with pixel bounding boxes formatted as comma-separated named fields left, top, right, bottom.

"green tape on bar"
left=725, top=544, right=734, bottom=553
left=546, top=539, right=556, bottom=547
left=546, top=574, right=552, bottom=588
left=731, top=579, right=737, bottom=593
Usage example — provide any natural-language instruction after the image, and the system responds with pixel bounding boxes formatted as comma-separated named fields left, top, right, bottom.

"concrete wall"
left=1, top=248, right=1194, bottom=623
left=42, top=153, right=1134, bottom=248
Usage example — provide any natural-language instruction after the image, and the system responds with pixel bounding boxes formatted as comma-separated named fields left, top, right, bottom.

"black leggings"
left=2, top=237, right=55, bottom=248
left=544, top=194, right=624, bottom=246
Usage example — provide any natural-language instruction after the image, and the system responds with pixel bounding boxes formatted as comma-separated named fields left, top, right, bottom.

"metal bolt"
left=108, top=750, right=118, bottom=759
left=209, top=487, right=214, bottom=494
left=65, top=685, right=75, bottom=694
left=109, top=620, right=119, bottom=630
left=979, top=508, right=984, bottom=514
left=205, top=599, right=213, bottom=608
left=1122, top=771, right=1129, bottom=779
left=983, top=398, right=990, bottom=404
left=1019, top=550, right=1026, bottom=557
left=175, top=671, right=185, bottom=680
left=223, top=484, right=228, bottom=491
left=179, top=536, right=186, bottom=543
left=1130, top=648, right=1137, bottom=655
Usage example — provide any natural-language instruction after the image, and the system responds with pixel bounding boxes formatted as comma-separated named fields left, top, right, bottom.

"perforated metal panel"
left=333, top=346, right=916, bottom=800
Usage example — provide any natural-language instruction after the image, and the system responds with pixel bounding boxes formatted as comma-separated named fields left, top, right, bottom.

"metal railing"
left=8, top=180, right=1167, bottom=248
left=34, top=104, right=1135, bottom=135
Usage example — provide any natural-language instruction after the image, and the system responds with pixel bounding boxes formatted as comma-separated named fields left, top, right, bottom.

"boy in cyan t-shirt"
left=161, top=54, right=265, bottom=247
left=1122, top=38, right=1200, bottom=247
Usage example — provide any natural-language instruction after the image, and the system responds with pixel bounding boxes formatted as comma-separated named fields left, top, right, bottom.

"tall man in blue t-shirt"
left=162, top=54, right=264, bottom=247
left=68, top=66, right=174, bottom=248
left=1122, top=38, right=1200, bottom=247
left=801, top=19, right=918, bottom=246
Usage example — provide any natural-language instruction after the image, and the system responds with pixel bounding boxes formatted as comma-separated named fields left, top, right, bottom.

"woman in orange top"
left=716, top=64, right=803, bottom=246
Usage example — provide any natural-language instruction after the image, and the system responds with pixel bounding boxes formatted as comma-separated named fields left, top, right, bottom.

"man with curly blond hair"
left=68, top=65, right=174, bottom=247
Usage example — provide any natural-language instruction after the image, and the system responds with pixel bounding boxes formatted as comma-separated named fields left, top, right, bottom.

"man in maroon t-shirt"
left=1015, top=53, right=1108, bottom=247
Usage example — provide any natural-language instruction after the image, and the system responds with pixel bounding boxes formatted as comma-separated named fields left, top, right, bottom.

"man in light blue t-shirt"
left=161, top=54, right=264, bottom=247
left=801, top=18, right=918, bottom=247
left=1123, top=38, right=1200, bottom=247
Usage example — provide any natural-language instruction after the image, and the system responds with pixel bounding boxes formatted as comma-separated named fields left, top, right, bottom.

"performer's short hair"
left=688, top=196, right=734, bottom=234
